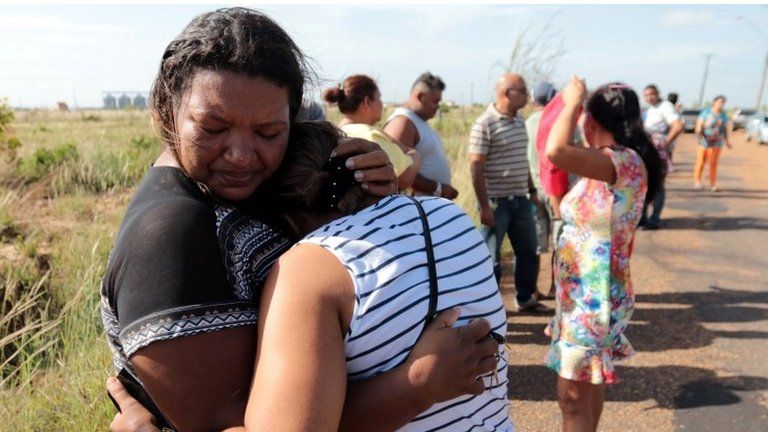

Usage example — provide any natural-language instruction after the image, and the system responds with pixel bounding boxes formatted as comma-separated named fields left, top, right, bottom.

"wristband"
left=433, top=181, right=442, bottom=197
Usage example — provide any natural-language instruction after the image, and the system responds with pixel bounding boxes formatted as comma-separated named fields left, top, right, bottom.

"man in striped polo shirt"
left=469, top=73, right=550, bottom=313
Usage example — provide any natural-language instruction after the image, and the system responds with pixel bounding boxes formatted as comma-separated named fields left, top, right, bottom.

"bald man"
left=468, top=73, right=549, bottom=313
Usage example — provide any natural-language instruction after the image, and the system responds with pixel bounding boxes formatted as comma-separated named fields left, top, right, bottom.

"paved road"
left=501, top=131, right=768, bottom=431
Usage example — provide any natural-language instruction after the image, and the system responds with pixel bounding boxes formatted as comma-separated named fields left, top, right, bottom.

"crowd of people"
left=101, top=7, right=734, bottom=432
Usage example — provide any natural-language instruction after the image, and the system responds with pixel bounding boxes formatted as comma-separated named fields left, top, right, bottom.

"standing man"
left=525, top=82, right=558, bottom=300
left=383, top=72, right=458, bottom=199
left=469, top=73, right=549, bottom=313
left=641, top=84, right=683, bottom=230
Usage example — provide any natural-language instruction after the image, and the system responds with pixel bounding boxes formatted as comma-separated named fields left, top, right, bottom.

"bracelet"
left=433, top=181, right=443, bottom=197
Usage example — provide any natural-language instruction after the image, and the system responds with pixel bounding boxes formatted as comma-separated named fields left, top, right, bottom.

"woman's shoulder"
left=607, top=146, right=646, bottom=186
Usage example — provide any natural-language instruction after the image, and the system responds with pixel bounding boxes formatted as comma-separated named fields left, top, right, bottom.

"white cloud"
left=660, top=10, right=714, bottom=27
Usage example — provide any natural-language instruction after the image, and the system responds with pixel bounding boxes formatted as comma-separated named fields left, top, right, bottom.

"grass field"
left=0, top=104, right=495, bottom=429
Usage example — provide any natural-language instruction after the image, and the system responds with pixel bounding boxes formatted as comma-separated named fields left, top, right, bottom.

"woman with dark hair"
left=323, top=74, right=421, bottom=191
left=102, top=7, right=498, bottom=431
left=238, top=121, right=512, bottom=431
left=543, top=76, right=661, bottom=432
left=694, top=95, right=732, bottom=191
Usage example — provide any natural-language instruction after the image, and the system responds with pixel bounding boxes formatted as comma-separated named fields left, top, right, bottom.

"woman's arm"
left=397, top=149, right=421, bottom=191
left=243, top=244, right=353, bottom=431
left=545, top=76, right=616, bottom=184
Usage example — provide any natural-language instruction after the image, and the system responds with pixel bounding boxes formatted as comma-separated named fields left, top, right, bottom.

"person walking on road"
left=640, top=84, right=682, bottom=230
left=544, top=77, right=662, bottom=432
left=694, top=95, right=732, bottom=192
left=469, top=73, right=549, bottom=313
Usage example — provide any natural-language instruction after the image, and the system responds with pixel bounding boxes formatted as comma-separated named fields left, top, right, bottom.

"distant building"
left=132, top=94, right=147, bottom=109
left=118, top=93, right=132, bottom=109
left=103, top=94, right=117, bottom=109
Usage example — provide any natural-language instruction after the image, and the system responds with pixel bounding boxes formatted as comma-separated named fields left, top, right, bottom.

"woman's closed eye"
left=256, top=126, right=286, bottom=140
left=202, top=125, right=227, bottom=135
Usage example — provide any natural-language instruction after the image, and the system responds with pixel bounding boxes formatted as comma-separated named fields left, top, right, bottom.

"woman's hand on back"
left=332, top=137, right=398, bottom=196
left=404, top=308, right=500, bottom=403
left=107, top=378, right=160, bottom=432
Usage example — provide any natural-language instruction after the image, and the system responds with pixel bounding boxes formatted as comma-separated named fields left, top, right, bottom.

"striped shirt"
left=468, top=104, right=530, bottom=198
left=299, top=195, right=513, bottom=432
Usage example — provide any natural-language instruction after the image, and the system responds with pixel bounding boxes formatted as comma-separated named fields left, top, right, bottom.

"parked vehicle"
left=732, top=108, right=757, bottom=130
left=745, top=112, right=768, bottom=145
left=681, top=109, right=701, bottom=133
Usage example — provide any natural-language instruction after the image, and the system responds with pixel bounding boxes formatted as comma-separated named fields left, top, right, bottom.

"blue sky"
left=1, top=4, right=767, bottom=109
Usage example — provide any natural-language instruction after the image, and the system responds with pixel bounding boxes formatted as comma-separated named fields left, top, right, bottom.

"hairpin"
left=320, top=155, right=356, bottom=209
left=609, top=83, right=633, bottom=90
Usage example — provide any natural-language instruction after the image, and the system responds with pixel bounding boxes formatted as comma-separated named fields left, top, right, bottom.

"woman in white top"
left=324, top=75, right=421, bottom=192
left=241, top=121, right=513, bottom=431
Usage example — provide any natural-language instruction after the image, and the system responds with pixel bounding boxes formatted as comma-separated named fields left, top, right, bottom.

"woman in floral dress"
left=543, top=76, right=663, bottom=432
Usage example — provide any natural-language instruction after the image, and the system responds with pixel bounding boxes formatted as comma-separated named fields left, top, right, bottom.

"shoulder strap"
left=406, top=196, right=438, bottom=326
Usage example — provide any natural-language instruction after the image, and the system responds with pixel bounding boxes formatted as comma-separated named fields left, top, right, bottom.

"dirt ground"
left=501, top=130, right=768, bottom=432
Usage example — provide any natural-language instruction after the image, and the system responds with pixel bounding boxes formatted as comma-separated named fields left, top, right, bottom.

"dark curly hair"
left=587, top=83, right=663, bottom=203
left=267, top=121, right=368, bottom=215
left=149, top=7, right=312, bottom=152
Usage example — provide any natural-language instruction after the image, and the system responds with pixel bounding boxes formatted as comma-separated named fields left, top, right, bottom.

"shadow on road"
left=505, top=286, right=768, bottom=350
left=506, top=364, right=768, bottom=410
left=505, top=286, right=768, bottom=407
left=655, top=216, right=768, bottom=231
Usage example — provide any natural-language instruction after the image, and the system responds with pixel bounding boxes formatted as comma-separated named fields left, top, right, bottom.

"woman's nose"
left=225, top=131, right=257, bottom=168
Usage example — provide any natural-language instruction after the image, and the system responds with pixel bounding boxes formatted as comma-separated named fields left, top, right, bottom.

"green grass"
left=0, top=105, right=505, bottom=429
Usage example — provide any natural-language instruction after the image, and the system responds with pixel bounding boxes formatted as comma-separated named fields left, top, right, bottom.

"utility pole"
left=698, top=54, right=713, bottom=108
left=756, top=50, right=768, bottom=110
left=737, top=16, right=768, bottom=110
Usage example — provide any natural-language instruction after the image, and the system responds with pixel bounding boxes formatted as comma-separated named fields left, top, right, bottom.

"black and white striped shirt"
left=300, top=195, right=514, bottom=432
left=468, top=105, right=530, bottom=198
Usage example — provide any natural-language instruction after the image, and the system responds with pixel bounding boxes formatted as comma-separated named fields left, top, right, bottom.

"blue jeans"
left=480, top=196, right=540, bottom=305
left=641, top=182, right=666, bottom=225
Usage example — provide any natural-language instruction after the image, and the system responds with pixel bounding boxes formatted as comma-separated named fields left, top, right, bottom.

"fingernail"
left=354, top=171, right=363, bottom=181
left=346, top=159, right=356, bottom=169
left=361, top=183, right=369, bottom=190
left=330, top=150, right=337, bottom=157
left=107, top=377, right=117, bottom=386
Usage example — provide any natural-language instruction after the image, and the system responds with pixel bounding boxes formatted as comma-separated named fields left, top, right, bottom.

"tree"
left=491, top=11, right=566, bottom=87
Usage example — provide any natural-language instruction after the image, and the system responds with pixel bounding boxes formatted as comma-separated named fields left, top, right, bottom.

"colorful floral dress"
left=545, top=146, right=647, bottom=384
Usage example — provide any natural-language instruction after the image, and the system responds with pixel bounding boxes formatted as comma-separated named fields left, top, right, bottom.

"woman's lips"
left=217, top=170, right=258, bottom=186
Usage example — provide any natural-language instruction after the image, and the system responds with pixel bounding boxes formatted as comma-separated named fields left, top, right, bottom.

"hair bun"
left=322, top=86, right=343, bottom=104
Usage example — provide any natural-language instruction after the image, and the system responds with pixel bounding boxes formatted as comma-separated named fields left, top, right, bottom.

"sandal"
left=534, top=291, right=556, bottom=301
left=517, top=301, right=554, bottom=314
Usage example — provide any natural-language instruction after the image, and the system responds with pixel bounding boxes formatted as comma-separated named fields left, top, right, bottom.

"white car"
left=745, top=112, right=768, bottom=145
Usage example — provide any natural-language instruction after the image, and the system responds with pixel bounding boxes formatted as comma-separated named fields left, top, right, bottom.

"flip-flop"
left=535, top=291, right=556, bottom=301
left=518, top=301, right=554, bottom=314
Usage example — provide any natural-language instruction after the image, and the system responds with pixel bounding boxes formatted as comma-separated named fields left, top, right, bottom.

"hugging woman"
left=102, top=7, right=500, bottom=432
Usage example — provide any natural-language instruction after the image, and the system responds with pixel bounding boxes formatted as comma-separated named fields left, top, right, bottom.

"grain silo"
left=132, top=94, right=147, bottom=109
left=118, top=93, right=132, bottom=109
left=103, top=94, right=117, bottom=109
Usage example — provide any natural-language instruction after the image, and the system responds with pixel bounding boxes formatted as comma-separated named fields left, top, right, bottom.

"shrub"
left=18, top=143, right=80, bottom=182
left=0, top=98, right=22, bottom=165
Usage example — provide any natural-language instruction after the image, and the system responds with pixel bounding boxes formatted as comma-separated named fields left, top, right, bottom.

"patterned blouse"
left=545, top=146, right=647, bottom=384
